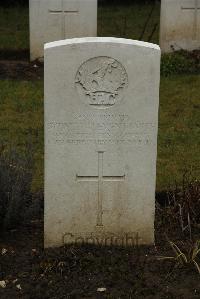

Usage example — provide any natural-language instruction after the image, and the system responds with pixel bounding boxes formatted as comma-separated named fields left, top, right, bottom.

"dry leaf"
left=97, top=287, right=106, bottom=292
left=0, top=281, right=6, bottom=288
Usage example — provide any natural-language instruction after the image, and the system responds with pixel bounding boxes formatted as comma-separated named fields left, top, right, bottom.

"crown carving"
left=75, top=57, right=128, bottom=107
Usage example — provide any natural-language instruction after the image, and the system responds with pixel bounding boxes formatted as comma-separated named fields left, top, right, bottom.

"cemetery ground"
left=0, top=3, right=160, bottom=54
left=0, top=2, right=200, bottom=298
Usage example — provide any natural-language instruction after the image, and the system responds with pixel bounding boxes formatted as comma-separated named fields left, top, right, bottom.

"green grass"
left=0, top=75, right=199, bottom=192
left=98, top=3, right=160, bottom=43
left=157, top=74, right=200, bottom=190
left=0, top=80, right=44, bottom=192
left=0, top=3, right=160, bottom=52
left=0, top=4, right=199, bottom=192
left=0, top=6, right=29, bottom=51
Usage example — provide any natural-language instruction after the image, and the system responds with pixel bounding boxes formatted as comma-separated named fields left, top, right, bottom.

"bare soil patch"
left=0, top=210, right=199, bottom=299
left=0, top=60, right=43, bottom=80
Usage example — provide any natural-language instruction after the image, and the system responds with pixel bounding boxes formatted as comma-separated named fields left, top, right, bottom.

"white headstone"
left=160, top=0, right=200, bottom=52
left=44, top=37, right=160, bottom=248
left=29, top=0, right=97, bottom=61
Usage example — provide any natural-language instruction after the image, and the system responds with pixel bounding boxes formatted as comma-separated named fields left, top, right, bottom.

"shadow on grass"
left=0, top=59, right=43, bottom=80
left=0, top=48, right=29, bottom=60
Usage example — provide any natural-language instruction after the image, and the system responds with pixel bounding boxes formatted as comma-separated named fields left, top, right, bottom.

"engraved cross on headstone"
left=49, top=0, right=79, bottom=39
left=181, top=0, right=200, bottom=39
left=76, top=151, right=125, bottom=227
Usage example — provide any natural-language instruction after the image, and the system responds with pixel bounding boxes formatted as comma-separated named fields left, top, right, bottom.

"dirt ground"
left=0, top=59, right=43, bottom=80
left=0, top=207, right=200, bottom=299
left=0, top=52, right=199, bottom=298
left=0, top=49, right=199, bottom=81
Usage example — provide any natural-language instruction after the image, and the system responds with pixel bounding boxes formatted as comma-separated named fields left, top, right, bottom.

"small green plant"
left=158, top=240, right=200, bottom=274
left=161, top=50, right=200, bottom=76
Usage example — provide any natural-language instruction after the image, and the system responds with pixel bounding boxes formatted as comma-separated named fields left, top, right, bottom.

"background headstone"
left=44, top=37, right=160, bottom=248
left=29, top=0, right=97, bottom=61
left=160, top=0, right=200, bottom=52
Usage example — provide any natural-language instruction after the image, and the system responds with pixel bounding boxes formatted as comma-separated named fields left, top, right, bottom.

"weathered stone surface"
left=29, top=0, right=97, bottom=61
left=160, top=0, right=200, bottom=52
left=44, top=37, right=161, bottom=248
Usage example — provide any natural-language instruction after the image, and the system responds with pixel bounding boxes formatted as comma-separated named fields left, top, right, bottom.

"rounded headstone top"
left=44, top=37, right=160, bottom=51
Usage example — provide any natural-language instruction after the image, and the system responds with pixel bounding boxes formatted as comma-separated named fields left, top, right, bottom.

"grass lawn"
left=0, top=74, right=199, bottom=193
left=98, top=3, right=160, bottom=43
left=0, top=3, right=160, bottom=52
left=0, top=3, right=199, bottom=193
left=158, top=74, right=200, bottom=190
left=0, top=80, right=44, bottom=192
left=0, top=4, right=200, bottom=298
left=0, top=6, right=29, bottom=51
